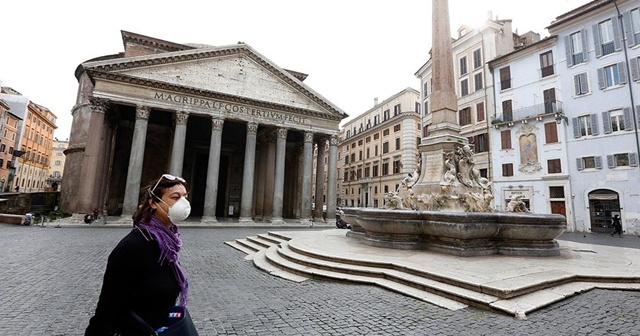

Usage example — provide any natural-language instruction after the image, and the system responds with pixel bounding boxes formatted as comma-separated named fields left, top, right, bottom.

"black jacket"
left=85, top=228, right=180, bottom=336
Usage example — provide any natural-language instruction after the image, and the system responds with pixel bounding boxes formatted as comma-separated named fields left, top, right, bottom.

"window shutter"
left=612, top=15, right=622, bottom=51
left=631, top=58, right=639, bottom=81
left=572, top=117, right=581, bottom=138
left=618, top=62, right=627, bottom=84
left=623, top=11, right=636, bottom=47
left=591, top=113, right=599, bottom=135
left=602, top=111, right=612, bottom=134
left=595, top=156, right=603, bottom=169
left=607, top=155, right=615, bottom=168
left=597, top=68, right=605, bottom=90
left=565, top=35, right=573, bottom=67
left=592, top=24, right=602, bottom=58
left=624, top=107, right=632, bottom=130
left=580, top=73, right=589, bottom=93
left=574, top=75, right=580, bottom=95
left=576, top=158, right=584, bottom=171
left=581, top=29, right=589, bottom=61
left=630, top=153, right=638, bottom=167
left=637, top=105, right=640, bottom=128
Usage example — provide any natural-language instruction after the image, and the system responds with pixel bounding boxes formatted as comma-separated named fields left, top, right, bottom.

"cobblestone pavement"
left=1, top=224, right=639, bottom=336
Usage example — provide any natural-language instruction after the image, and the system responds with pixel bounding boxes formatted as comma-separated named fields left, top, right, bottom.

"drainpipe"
left=613, top=0, right=640, bottom=171
left=479, top=28, right=492, bottom=181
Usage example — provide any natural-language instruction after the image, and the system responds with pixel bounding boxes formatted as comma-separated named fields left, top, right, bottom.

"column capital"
left=175, top=111, right=189, bottom=125
left=329, top=135, right=338, bottom=146
left=135, top=105, right=151, bottom=120
left=89, top=97, right=109, bottom=114
left=304, top=131, right=314, bottom=143
left=277, top=127, right=288, bottom=140
left=247, top=122, right=258, bottom=135
left=211, top=117, right=224, bottom=131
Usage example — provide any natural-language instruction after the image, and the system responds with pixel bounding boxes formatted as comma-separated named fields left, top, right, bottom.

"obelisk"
left=414, top=0, right=467, bottom=193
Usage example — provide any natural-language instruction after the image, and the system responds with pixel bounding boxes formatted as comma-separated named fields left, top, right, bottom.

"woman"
left=85, top=174, right=191, bottom=335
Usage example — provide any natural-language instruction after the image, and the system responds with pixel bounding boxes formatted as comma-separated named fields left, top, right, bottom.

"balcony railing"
left=492, top=101, right=563, bottom=124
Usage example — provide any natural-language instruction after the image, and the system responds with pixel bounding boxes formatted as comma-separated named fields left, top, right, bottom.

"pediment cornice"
left=87, top=69, right=342, bottom=121
left=83, top=44, right=347, bottom=120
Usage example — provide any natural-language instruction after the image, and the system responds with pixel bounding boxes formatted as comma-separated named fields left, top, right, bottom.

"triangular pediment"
left=83, top=43, right=346, bottom=119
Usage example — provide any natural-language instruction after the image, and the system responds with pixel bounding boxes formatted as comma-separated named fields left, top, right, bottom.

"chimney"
left=374, top=97, right=378, bottom=106
left=487, top=10, right=493, bottom=21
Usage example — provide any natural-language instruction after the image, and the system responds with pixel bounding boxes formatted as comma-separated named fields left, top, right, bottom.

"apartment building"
left=546, top=0, right=640, bottom=234
left=488, top=36, right=573, bottom=228
left=47, top=139, right=68, bottom=191
left=338, top=88, right=420, bottom=208
left=416, top=14, right=537, bottom=181
left=0, top=99, right=22, bottom=192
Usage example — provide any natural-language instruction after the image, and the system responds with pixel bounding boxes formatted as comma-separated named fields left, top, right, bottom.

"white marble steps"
left=226, top=232, right=289, bottom=254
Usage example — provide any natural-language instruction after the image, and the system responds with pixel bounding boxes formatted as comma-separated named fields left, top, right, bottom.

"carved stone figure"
left=507, top=195, right=529, bottom=212
left=384, top=191, right=404, bottom=210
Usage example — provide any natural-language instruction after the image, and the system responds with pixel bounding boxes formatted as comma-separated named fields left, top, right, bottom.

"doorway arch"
left=588, top=189, right=620, bottom=233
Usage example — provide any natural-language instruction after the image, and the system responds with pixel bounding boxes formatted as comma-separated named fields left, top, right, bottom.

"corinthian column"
left=78, top=97, right=108, bottom=214
left=169, top=111, right=189, bottom=177
left=299, top=131, right=314, bottom=225
left=325, top=135, right=338, bottom=226
left=313, top=138, right=326, bottom=222
left=122, top=105, right=150, bottom=217
left=202, top=117, right=224, bottom=224
left=239, top=122, right=258, bottom=223
left=271, top=127, right=287, bottom=225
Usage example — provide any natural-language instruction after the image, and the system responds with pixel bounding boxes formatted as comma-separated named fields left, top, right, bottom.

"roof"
left=547, top=0, right=612, bottom=30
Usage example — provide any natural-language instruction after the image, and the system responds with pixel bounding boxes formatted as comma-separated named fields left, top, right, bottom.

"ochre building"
left=63, top=31, right=347, bottom=224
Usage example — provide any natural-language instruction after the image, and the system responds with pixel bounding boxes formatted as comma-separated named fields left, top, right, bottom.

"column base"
left=270, top=217, right=286, bottom=225
left=200, top=216, right=218, bottom=225
left=238, top=217, right=255, bottom=225
left=325, top=219, right=337, bottom=228
left=299, top=218, right=313, bottom=227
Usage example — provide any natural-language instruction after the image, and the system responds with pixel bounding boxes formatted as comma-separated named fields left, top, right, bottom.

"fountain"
left=341, top=0, right=565, bottom=257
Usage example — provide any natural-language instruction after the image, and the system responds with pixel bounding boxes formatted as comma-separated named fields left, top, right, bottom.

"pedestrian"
left=85, top=174, right=195, bottom=335
left=610, top=214, right=623, bottom=237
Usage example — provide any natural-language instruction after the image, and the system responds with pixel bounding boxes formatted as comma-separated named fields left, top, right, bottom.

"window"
left=383, top=142, right=389, bottom=154
left=366, top=148, right=370, bottom=159
left=500, top=67, right=511, bottom=90
left=373, top=133, right=379, bottom=140
left=395, top=138, right=401, bottom=150
left=500, top=130, right=512, bottom=149
left=540, top=51, right=554, bottom=77
left=415, top=102, right=420, bottom=114
left=423, top=82, right=429, bottom=96
left=473, top=49, right=482, bottom=69
left=549, top=186, right=565, bottom=198
left=459, top=107, right=472, bottom=126
left=424, top=101, right=429, bottom=115
left=474, top=73, right=483, bottom=91
left=502, top=100, right=513, bottom=121
left=460, top=56, right=468, bottom=75
left=476, top=102, right=485, bottom=122
left=566, top=30, right=587, bottom=66
left=359, top=151, right=362, bottom=161
left=603, top=109, right=628, bottom=134
left=595, top=19, right=617, bottom=56
left=393, top=124, right=401, bottom=132
left=358, top=139, right=363, bottom=146
left=384, top=185, right=389, bottom=193
left=384, top=110, right=390, bottom=120
left=383, top=129, right=389, bottom=136
left=460, top=79, right=469, bottom=96
left=547, top=159, right=562, bottom=173
left=393, top=104, right=401, bottom=116
left=607, top=153, right=638, bottom=168
left=351, top=143, right=356, bottom=149
left=629, top=8, right=640, bottom=46
left=544, top=122, right=559, bottom=143
left=375, top=145, right=378, bottom=156
left=469, top=133, right=488, bottom=153
left=0, top=144, right=4, bottom=153
left=373, top=164, right=379, bottom=177
left=574, top=73, right=589, bottom=95
left=357, top=168, right=362, bottom=179
left=351, top=153, right=355, bottom=162
left=598, top=63, right=626, bottom=89
left=502, top=163, right=514, bottom=177
left=55, top=160, right=61, bottom=166
left=543, top=88, right=556, bottom=114
left=393, top=159, right=401, bottom=174
left=574, top=114, right=597, bottom=137
left=366, top=136, right=371, bottom=143
left=577, top=156, right=602, bottom=170
left=382, top=162, right=389, bottom=175
left=364, top=166, right=370, bottom=178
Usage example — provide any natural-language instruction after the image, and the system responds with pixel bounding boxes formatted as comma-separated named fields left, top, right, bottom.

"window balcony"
left=492, top=101, right=563, bottom=126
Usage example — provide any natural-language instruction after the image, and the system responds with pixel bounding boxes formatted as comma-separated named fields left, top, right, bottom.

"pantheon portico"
left=61, top=31, right=347, bottom=225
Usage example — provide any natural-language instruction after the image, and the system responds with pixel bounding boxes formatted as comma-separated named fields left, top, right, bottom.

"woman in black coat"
left=85, top=174, right=191, bottom=336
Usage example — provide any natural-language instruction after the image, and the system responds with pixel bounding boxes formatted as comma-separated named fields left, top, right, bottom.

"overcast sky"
left=0, top=0, right=591, bottom=140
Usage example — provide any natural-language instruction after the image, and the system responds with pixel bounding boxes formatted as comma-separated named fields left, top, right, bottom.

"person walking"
left=85, top=174, right=195, bottom=335
left=610, top=214, right=623, bottom=237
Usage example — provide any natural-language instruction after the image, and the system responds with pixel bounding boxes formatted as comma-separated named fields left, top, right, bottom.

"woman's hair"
left=132, top=175, right=188, bottom=225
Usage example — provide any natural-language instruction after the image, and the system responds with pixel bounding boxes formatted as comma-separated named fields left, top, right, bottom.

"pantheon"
left=62, top=31, right=347, bottom=225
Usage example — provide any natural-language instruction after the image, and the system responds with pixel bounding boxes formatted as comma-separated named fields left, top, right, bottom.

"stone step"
left=263, top=243, right=468, bottom=311
left=252, top=248, right=309, bottom=283
left=246, top=236, right=275, bottom=249
left=276, top=241, right=497, bottom=309
left=266, top=231, right=293, bottom=242
left=224, top=241, right=256, bottom=257
left=257, top=233, right=288, bottom=245
left=235, top=238, right=265, bottom=252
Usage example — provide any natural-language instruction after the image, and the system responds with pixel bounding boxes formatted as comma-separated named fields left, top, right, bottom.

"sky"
left=0, top=0, right=592, bottom=140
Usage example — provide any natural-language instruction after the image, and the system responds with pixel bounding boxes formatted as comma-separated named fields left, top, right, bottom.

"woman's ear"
left=149, top=198, right=156, bottom=209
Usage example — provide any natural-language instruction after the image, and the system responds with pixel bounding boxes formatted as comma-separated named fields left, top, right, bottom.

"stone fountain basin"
left=341, top=207, right=566, bottom=257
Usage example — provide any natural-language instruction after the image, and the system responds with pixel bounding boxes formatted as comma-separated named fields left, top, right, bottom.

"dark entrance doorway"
left=588, top=189, right=620, bottom=233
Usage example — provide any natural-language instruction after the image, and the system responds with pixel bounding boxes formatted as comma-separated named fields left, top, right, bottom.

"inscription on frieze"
left=422, top=153, right=444, bottom=183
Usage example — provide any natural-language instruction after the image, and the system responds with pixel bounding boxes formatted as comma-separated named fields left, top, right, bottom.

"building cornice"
left=87, top=70, right=342, bottom=121
left=488, top=36, right=558, bottom=69
left=82, top=43, right=347, bottom=120
left=121, top=30, right=195, bottom=53
left=341, top=88, right=419, bottom=129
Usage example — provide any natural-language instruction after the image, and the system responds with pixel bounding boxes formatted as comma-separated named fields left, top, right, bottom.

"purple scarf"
left=137, top=216, right=189, bottom=306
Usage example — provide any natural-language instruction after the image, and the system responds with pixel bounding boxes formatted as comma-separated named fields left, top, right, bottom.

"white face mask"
left=158, top=197, right=191, bottom=223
